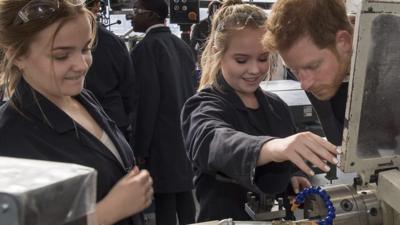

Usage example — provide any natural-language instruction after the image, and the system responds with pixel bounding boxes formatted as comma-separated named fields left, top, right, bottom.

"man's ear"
left=335, top=30, right=352, bottom=56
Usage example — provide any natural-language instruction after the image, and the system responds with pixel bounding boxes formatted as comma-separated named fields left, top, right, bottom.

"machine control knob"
left=188, top=11, right=197, bottom=21
left=353, top=176, right=363, bottom=186
left=369, top=207, right=378, bottom=216
left=1, top=203, right=9, bottom=213
left=340, top=199, right=353, bottom=212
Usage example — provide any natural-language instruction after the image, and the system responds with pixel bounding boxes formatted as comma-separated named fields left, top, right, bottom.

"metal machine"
left=260, top=80, right=323, bottom=136
left=169, top=0, right=200, bottom=44
left=329, top=1, right=400, bottom=224
left=170, top=0, right=200, bottom=24
left=0, top=157, right=97, bottom=225
left=288, top=1, right=400, bottom=223
left=193, top=0, right=400, bottom=224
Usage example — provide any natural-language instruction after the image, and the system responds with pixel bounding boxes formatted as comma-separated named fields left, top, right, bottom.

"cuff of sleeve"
left=248, top=136, right=276, bottom=193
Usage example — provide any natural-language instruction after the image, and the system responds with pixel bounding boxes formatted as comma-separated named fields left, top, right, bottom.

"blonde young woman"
left=0, top=1, right=152, bottom=225
left=181, top=0, right=340, bottom=221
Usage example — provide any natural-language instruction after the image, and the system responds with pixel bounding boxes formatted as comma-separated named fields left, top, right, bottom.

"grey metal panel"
left=341, top=0, right=400, bottom=179
left=260, top=80, right=302, bottom=92
left=0, top=157, right=97, bottom=225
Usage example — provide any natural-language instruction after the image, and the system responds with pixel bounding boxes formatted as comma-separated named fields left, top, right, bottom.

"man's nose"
left=298, top=71, right=314, bottom=91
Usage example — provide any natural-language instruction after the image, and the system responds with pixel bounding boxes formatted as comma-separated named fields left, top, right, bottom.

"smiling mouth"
left=243, top=77, right=260, bottom=82
left=64, top=75, right=83, bottom=81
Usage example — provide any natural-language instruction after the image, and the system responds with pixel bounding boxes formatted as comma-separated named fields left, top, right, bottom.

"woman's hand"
left=96, top=166, right=153, bottom=225
left=291, top=176, right=311, bottom=194
left=258, top=132, right=340, bottom=176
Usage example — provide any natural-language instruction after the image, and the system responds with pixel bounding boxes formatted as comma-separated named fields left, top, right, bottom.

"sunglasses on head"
left=14, top=0, right=86, bottom=25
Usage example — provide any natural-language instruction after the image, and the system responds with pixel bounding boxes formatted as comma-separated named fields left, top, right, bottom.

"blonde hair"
left=0, top=0, right=96, bottom=107
left=198, top=0, right=268, bottom=91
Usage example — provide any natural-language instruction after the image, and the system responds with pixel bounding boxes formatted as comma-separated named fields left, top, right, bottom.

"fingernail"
left=294, top=188, right=299, bottom=194
left=324, top=165, right=331, bottom=172
left=332, top=158, right=339, bottom=164
left=336, top=146, right=342, bottom=154
left=309, top=170, right=315, bottom=176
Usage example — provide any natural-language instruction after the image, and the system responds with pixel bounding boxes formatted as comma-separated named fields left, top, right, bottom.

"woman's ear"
left=212, top=45, right=218, bottom=54
left=335, top=30, right=353, bottom=56
left=6, top=48, right=25, bottom=70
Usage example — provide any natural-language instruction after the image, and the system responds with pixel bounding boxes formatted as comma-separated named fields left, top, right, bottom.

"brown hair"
left=263, top=0, right=353, bottom=52
left=0, top=0, right=96, bottom=106
left=198, top=0, right=268, bottom=91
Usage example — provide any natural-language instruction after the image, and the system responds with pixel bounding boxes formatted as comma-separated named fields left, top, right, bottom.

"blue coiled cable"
left=292, top=186, right=336, bottom=225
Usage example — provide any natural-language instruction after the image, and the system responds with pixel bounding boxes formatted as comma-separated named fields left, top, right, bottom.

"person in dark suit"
left=181, top=0, right=339, bottom=221
left=85, top=0, right=139, bottom=142
left=129, top=0, right=197, bottom=224
left=0, top=1, right=152, bottom=225
left=190, top=0, right=222, bottom=62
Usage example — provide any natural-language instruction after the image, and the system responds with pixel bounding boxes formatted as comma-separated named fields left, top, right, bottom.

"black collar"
left=13, top=78, right=112, bottom=134
left=12, top=79, right=135, bottom=171
left=146, top=26, right=171, bottom=35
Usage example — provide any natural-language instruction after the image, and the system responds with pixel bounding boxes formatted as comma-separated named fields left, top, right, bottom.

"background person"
left=190, top=0, right=222, bottom=62
left=129, top=0, right=197, bottom=224
left=85, top=0, right=139, bottom=142
left=0, top=1, right=152, bottom=225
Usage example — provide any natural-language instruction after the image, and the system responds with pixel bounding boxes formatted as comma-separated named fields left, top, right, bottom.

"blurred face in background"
left=131, top=0, right=158, bottom=32
left=208, top=1, right=221, bottom=19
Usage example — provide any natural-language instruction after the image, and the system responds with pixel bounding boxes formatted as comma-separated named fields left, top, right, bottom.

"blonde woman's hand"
left=96, top=166, right=153, bottom=225
left=291, top=176, right=311, bottom=194
left=258, top=132, right=340, bottom=176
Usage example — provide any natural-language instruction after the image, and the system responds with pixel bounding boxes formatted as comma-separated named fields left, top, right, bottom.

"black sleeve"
left=190, top=24, right=200, bottom=51
left=85, top=28, right=138, bottom=136
left=116, top=37, right=139, bottom=136
left=130, top=43, right=160, bottom=158
left=181, top=95, right=276, bottom=193
left=190, top=24, right=200, bottom=60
